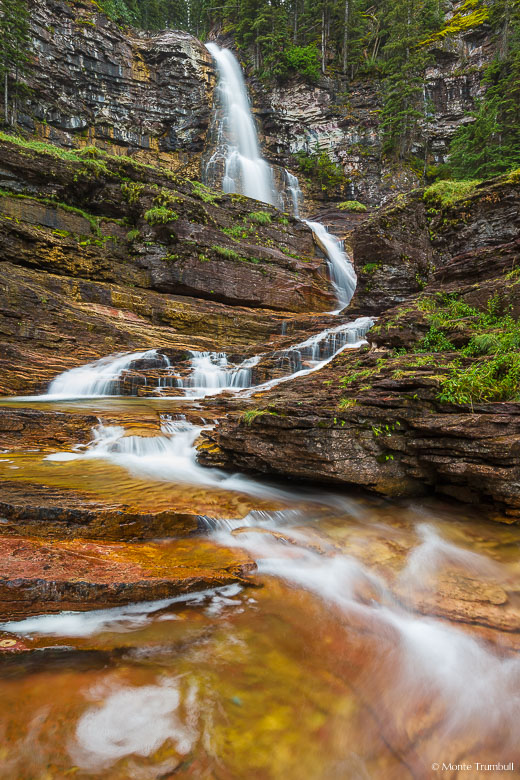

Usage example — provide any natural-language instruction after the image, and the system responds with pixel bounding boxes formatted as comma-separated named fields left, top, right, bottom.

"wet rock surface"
left=0, top=535, right=255, bottom=618
left=199, top=174, right=520, bottom=519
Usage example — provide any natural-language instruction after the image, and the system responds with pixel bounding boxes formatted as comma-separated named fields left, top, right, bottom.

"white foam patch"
left=70, top=679, right=197, bottom=770
left=0, top=584, right=243, bottom=638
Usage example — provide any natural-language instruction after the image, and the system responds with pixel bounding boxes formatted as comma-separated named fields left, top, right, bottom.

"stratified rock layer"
left=0, top=536, right=255, bottom=618
left=199, top=173, right=520, bottom=519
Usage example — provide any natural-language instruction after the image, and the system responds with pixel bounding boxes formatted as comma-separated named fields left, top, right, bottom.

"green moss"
left=121, top=181, right=144, bottom=204
left=191, top=181, right=221, bottom=204
left=337, top=200, right=367, bottom=213
left=126, top=229, right=140, bottom=242
left=420, top=0, right=489, bottom=45
left=144, top=206, right=178, bottom=226
left=154, top=189, right=182, bottom=208
left=423, top=179, right=481, bottom=209
left=361, top=262, right=381, bottom=275
left=249, top=210, right=272, bottom=226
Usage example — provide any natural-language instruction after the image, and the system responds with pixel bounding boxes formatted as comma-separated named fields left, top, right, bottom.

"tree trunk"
left=342, top=0, right=349, bottom=74
left=4, top=70, right=8, bottom=125
left=321, top=7, right=326, bottom=74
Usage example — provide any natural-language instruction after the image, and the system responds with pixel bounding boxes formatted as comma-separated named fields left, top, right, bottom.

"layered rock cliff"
left=198, top=172, right=520, bottom=521
left=0, top=134, right=337, bottom=395
left=13, top=0, right=499, bottom=209
left=20, top=0, right=214, bottom=174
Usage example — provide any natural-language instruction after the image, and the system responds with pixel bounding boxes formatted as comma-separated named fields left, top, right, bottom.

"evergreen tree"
left=0, top=0, right=31, bottom=125
left=449, top=0, right=520, bottom=179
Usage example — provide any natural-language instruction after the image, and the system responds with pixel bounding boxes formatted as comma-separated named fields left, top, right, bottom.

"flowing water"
left=204, top=42, right=356, bottom=311
left=0, top=45, right=519, bottom=780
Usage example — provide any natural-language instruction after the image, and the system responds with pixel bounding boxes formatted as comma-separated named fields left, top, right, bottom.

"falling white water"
left=277, top=316, right=373, bottom=374
left=205, top=43, right=356, bottom=310
left=205, top=43, right=276, bottom=205
left=284, top=169, right=303, bottom=217
left=182, top=352, right=261, bottom=398
left=44, top=419, right=306, bottom=503
left=45, top=350, right=162, bottom=399
left=241, top=316, right=373, bottom=396
left=304, top=220, right=357, bottom=311
left=213, top=516, right=520, bottom=748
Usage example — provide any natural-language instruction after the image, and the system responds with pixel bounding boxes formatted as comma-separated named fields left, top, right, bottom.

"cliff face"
left=15, top=0, right=498, bottom=208
left=21, top=0, right=214, bottom=174
left=0, top=136, right=337, bottom=395
left=250, top=1, right=495, bottom=207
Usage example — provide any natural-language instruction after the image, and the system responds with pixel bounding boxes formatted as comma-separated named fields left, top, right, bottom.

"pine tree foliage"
left=449, top=0, right=520, bottom=179
left=0, top=0, right=31, bottom=125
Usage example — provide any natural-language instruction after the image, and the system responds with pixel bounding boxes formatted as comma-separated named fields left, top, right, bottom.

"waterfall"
left=284, top=169, right=303, bottom=217
left=303, top=221, right=357, bottom=311
left=182, top=352, right=261, bottom=398
left=204, top=43, right=276, bottom=206
left=205, top=42, right=356, bottom=311
left=46, top=350, right=163, bottom=399
left=277, top=317, right=373, bottom=374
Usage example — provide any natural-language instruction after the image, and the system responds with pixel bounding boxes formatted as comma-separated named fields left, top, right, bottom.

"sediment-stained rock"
left=0, top=482, right=202, bottom=542
left=0, top=536, right=255, bottom=618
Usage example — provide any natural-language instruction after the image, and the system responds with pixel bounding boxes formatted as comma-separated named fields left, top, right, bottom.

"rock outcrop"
left=245, top=0, right=496, bottom=207
left=0, top=535, right=254, bottom=618
left=0, top=136, right=337, bottom=394
left=198, top=172, right=520, bottom=520
left=23, top=0, right=215, bottom=173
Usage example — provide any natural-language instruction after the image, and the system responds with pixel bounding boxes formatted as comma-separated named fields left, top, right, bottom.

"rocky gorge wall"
left=12, top=0, right=499, bottom=209
left=199, top=172, right=520, bottom=521
left=251, top=2, right=496, bottom=208
left=19, top=0, right=214, bottom=176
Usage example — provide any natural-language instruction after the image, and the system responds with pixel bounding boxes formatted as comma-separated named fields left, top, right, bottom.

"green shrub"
left=144, top=206, right=178, bottom=225
left=283, top=45, right=320, bottom=82
left=126, top=229, right=140, bottom=242
left=337, top=200, right=367, bottom=212
left=249, top=211, right=272, bottom=226
left=423, top=179, right=481, bottom=209
left=439, top=354, right=520, bottom=404
left=295, top=148, right=346, bottom=192
left=414, top=326, right=454, bottom=353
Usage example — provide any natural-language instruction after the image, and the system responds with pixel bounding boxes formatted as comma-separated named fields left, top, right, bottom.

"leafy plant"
left=337, top=200, right=367, bottom=212
left=249, top=211, right=272, bottom=226
left=144, top=207, right=178, bottom=225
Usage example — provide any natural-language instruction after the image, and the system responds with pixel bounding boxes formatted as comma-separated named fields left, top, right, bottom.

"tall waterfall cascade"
left=204, top=42, right=356, bottom=311
left=204, top=43, right=276, bottom=206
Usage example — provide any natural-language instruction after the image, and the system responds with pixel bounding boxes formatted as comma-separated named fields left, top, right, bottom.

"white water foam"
left=205, top=43, right=276, bottom=206
left=0, top=584, right=242, bottom=638
left=205, top=43, right=357, bottom=311
left=45, top=350, right=161, bottom=399
left=304, top=220, right=357, bottom=311
left=70, top=678, right=197, bottom=770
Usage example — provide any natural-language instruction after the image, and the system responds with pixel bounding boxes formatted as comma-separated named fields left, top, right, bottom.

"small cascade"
left=278, top=317, right=373, bottom=374
left=47, top=350, right=164, bottom=399
left=204, top=43, right=276, bottom=206
left=284, top=169, right=303, bottom=217
left=182, top=352, right=261, bottom=398
left=304, top=220, right=357, bottom=311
